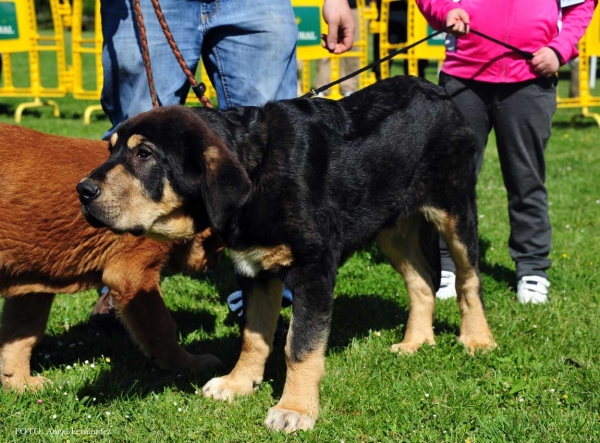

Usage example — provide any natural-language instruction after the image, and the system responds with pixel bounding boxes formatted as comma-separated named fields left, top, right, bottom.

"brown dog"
left=0, top=124, right=223, bottom=392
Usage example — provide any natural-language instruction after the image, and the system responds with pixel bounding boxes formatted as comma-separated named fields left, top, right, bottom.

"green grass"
left=1, top=40, right=600, bottom=442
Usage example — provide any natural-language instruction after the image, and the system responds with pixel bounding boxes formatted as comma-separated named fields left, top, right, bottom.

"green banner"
left=0, top=2, right=19, bottom=40
left=427, top=25, right=445, bottom=46
left=295, top=7, right=321, bottom=47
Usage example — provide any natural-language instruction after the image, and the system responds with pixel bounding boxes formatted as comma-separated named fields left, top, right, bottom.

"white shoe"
left=517, top=276, right=549, bottom=304
left=436, top=270, right=457, bottom=299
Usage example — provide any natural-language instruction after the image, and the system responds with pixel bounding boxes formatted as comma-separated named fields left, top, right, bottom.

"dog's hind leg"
left=0, top=293, right=55, bottom=392
left=421, top=205, right=497, bottom=353
left=378, top=215, right=438, bottom=353
left=112, top=286, right=223, bottom=372
left=203, top=278, right=283, bottom=401
left=264, top=261, right=336, bottom=432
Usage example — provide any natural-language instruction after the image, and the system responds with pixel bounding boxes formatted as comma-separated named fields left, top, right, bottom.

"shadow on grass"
left=267, top=293, right=460, bottom=398
left=31, top=306, right=218, bottom=369
left=29, top=243, right=475, bottom=403
left=478, top=237, right=515, bottom=289
left=0, top=103, right=13, bottom=115
left=29, top=315, right=240, bottom=403
left=29, top=288, right=457, bottom=403
left=551, top=119, right=599, bottom=130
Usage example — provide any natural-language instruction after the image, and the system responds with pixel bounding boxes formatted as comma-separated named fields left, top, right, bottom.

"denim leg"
left=491, top=79, right=556, bottom=280
left=101, top=0, right=203, bottom=137
left=201, top=0, right=298, bottom=107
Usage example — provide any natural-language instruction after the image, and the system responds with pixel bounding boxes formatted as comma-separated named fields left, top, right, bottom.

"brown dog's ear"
left=200, top=142, right=252, bottom=232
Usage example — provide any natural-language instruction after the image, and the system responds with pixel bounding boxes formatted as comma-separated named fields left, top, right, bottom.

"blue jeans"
left=100, top=0, right=298, bottom=136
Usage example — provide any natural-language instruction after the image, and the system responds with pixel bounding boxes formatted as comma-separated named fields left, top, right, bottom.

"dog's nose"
left=76, top=181, right=100, bottom=203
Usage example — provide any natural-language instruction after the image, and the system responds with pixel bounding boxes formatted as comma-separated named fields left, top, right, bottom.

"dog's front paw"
left=391, top=342, right=422, bottom=354
left=458, top=334, right=498, bottom=355
left=390, top=337, right=435, bottom=354
left=265, top=406, right=315, bottom=433
left=201, top=375, right=259, bottom=402
left=2, top=374, right=52, bottom=393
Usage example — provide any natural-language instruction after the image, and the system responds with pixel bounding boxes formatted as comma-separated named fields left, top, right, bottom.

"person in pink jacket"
left=416, top=0, right=597, bottom=303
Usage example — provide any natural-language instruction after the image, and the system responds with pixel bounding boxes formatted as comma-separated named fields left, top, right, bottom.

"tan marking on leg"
left=203, top=279, right=283, bottom=401
left=126, top=134, right=145, bottom=148
left=265, top=318, right=326, bottom=432
left=260, top=245, right=294, bottom=269
left=0, top=293, right=54, bottom=392
left=420, top=206, right=497, bottom=353
left=110, top=132, right=118, bottom=147
left=377, top=216, right=436, bottom=354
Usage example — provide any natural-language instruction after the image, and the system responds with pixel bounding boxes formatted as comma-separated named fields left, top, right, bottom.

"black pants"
left=439, top=72, right=557, bottom=280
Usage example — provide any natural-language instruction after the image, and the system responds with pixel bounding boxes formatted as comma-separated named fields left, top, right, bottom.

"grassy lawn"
left=1, top=37, right=600, bottom=442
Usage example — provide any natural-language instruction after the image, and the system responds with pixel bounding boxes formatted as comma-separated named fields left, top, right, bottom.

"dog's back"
left=0, top=125, right=164, bottom=296
left=206, top=76, right=478, bottom=258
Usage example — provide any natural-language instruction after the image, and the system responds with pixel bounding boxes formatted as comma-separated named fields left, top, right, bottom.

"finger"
left=327, top=20, right=340, bottom=52
left=333, top=29, right=353, bottom=54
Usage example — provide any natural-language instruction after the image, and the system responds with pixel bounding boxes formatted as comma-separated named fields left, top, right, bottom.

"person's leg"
left=438, top=73, right=492, bottom=277
left=491, top=78, right=556, bottom=284
left=201, top=0, right=298, bottom=107
left=315, top=58, right=331, bottom=95
left=100, top=0, right=203, bottom=136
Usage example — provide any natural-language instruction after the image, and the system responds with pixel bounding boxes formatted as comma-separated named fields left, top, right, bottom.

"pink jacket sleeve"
left=550, top=0, right=598, bottom=63
left=415, top=0, right=459, bottom=31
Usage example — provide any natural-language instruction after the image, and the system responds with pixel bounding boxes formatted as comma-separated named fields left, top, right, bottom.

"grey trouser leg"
left=439, top=72, right=556, bottom=280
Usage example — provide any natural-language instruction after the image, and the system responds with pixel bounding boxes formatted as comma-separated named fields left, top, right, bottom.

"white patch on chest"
left=230, top=249, right=264, bottom=277
left=229, top=245, right=294, bottom=278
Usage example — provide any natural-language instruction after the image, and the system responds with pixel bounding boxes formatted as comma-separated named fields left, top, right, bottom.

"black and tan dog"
left=0, top=125, right=223, bottom=392
left=77, top=76, right=497, bottom=432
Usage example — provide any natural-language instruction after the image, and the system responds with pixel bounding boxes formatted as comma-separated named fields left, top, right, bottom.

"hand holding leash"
left=446, top=8, right=470, bottom=36
left=530, top=47, right=562, bottom=76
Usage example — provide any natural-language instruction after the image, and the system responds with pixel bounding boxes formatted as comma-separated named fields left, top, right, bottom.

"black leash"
left=302, top=25, right=535, bottom=98
left=469, top=28, right=534, bottom=60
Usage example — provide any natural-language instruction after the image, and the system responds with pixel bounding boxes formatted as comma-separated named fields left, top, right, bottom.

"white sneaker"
left=436, top=270, right=457, bottom=299
left=517, top=276, right=549, bottom=304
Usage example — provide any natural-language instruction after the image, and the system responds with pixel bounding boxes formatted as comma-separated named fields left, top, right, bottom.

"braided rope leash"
left=132, top=0, right=212, bottom=108
left=132, top=0, right=159, bottom=108
left=149, top=0, right=212, bottom=108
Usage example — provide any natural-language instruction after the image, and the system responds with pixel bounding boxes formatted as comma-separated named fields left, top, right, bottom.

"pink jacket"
left=416, top=0, right=597, bottom=82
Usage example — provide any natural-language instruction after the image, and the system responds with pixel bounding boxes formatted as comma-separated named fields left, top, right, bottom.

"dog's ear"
left=164, top=107, right=252, bottom=232
left=198, top=139, right=252, bottom=232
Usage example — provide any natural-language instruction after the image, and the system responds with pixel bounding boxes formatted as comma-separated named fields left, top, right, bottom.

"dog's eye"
left=136, top=147, right=152, bottom=159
